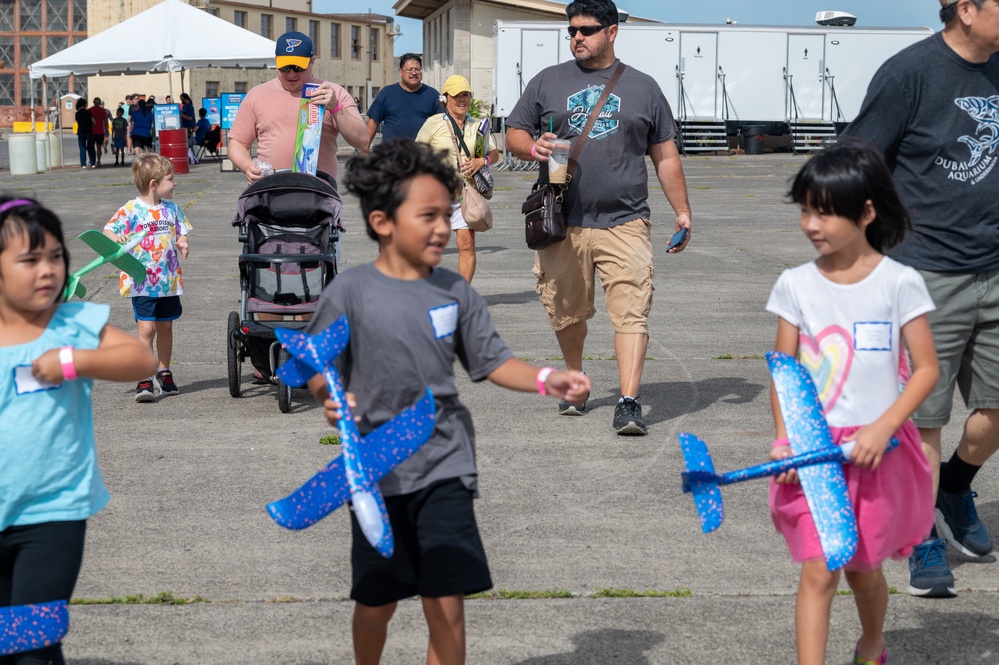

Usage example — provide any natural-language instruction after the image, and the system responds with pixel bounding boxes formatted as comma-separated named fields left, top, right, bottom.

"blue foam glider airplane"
left=266, top=316, right=436, bottom=558
left=65, top=229, right=149, bottom=300
left=0, top=601, right=69, bottom=656
left=679, top=351, right=898, bottom=571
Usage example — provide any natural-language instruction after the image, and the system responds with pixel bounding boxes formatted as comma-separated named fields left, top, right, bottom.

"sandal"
left=251, top=370, right=272, bottom=385
left=854, top=643, right=888, bottom=665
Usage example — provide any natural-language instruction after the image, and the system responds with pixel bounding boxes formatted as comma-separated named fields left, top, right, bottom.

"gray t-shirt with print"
left=506, top=58, right=677, bottom=229
left=842, top=32, right=999, bottom=273
left=305, top=263, right=512, bottom=497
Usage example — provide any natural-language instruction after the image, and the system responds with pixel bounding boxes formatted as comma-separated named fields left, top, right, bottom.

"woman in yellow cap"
left=416, top=74, right=501, bottom=283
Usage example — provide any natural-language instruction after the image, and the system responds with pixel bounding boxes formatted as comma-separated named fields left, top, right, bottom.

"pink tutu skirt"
left=769, top=420, right=934, bottom=571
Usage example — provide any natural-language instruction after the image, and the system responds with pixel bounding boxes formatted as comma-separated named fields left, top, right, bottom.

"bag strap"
left=445, top=112, right=474, bottom=159
left=444, top=114, right=466, bottom=174
left=566, top=61, right=626, bottom=179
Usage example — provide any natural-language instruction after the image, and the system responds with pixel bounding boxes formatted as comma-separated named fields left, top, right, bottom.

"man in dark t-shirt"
left=505, top=0, right=691, bottom=436
left=843, top=0, right=999, bottom=599
left=365, top=53, right=443, bottom=147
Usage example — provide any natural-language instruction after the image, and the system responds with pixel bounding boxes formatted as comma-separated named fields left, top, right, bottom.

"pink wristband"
left=536, top=367, right=555, bottom=396
left=59, top=346, right=78, bottom=381
left=530, top=143, right=538, bottom=159
left=331, top=101, right=342, bottom=114
left=772, top=437, right=790, bottom=449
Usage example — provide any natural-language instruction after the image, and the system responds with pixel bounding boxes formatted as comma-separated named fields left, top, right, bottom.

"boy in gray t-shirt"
left=302, top=139, right=590, bottom=662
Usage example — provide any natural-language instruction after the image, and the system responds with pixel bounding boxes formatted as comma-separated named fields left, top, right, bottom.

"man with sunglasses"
left=365, top=53, right=443, bottom=149
left=229, top=31, right=368, bottom=187
left=505, top=0, right=691, bottom=436
left=842, top=0, right=999, bottom=600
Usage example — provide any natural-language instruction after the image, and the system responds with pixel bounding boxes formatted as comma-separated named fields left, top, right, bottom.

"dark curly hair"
left=0, top=196, right=70, bottom=300
left=788, top=137, right=910, bottom=254
left=345, top=138, right=461, bottom=241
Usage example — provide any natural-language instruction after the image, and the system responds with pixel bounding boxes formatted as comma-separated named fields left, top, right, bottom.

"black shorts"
left=350, top=478, right=492, bottom=607
left=132, top=135, right=153, bottom=149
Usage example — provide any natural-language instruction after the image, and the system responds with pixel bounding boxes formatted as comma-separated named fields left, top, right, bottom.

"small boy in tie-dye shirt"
left=103, top=152, right=192, bottom=403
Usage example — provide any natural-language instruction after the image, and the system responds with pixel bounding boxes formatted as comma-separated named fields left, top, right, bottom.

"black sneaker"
left=935, top=488, right=993, bottom=557
left=613, top=397, right=647, bottom=435
left=558, top=398, right=588, bottom=416
left=135, top=378, right=155, bottom=403
left=907, top=537, right=956, bottom=598
left=157, top=369, right=179, bottom=396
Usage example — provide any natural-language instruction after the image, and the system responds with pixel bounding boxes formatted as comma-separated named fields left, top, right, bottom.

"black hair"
left=199, top=107, right=207, bottom=117
left=76, top=97, right=87, bottom=110
left=0, top=196, right=70, bottom=300
left=788, top=138, right=910, bottom=253
left=566, top=0, right=619, bottom=26
left=399, top=53, right=422, bottom=69
left=345, top=139, right=461, bottom=241
left=941, top=0, right=984, bottom=24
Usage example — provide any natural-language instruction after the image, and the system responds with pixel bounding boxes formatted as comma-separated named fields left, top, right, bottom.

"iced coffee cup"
left=548, top=139, right=571, bottom=184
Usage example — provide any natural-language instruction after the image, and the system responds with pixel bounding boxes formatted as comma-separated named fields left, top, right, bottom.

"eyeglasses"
left=278, top=65, right=306, bottom=73
left=568, top=24, right=608, bottom=37
left=401, top=67, right=423, bottom=74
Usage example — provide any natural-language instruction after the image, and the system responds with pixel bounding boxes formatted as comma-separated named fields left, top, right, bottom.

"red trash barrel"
left=158, top=128, right=189, bottom=175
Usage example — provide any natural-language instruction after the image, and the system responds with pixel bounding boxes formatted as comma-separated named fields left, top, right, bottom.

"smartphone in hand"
left=666, top=228, right=688, bottom=252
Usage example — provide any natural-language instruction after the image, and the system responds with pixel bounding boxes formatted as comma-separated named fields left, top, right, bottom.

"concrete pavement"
left=0, top=142, right=996, bottom=664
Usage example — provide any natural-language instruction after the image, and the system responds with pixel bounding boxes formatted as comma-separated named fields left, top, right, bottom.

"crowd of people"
left=3, top=0, right=997, bottom=664
left=72, top=93, right=220, bottom=169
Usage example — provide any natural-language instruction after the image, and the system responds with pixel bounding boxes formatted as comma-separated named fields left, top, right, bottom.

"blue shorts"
left=132, top=295, right=182, bottom=321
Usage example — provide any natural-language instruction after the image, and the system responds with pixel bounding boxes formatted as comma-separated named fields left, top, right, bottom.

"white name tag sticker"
left=13, top=365, right=60, bottom=395
left=854, top=322, right=892, bottom=351
left=429, top=302, right=459, bottom=339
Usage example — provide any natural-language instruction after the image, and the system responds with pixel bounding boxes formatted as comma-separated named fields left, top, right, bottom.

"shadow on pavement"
left=640, top=377, right=766, bottom=425
left=888, top=608, right=999, bottom=663
left=513, top=628, right=664, bottom=664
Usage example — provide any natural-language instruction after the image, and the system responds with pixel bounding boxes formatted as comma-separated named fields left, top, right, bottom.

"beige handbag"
left=446, top=116, right=493, bottom=232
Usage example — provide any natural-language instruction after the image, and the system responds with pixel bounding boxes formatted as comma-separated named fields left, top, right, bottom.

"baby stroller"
left=228, top=172, right=342, bottom=412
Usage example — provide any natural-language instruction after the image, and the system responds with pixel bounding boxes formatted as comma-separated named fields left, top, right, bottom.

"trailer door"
left=679, top=32, right=718, bottom=120
left=520, top=30, right=562, bottom=98
left=786, top=34, right=825, bottom=120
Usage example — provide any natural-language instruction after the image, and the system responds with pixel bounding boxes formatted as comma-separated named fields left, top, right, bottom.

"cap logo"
left=285, top=38, right=303, bottom=53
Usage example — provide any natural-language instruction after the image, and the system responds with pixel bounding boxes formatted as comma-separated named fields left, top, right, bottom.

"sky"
left=312, top=0, right=942, bottom=60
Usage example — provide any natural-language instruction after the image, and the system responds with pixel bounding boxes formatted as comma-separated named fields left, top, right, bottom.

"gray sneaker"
left=558, top=398, right=588, bottom=416
left=935, top=488, right=993, bottom=558
left=907, top=537, right=956, bottom=598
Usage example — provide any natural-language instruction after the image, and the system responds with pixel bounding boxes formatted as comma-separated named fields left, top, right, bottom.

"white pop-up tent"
left=29, top=0, right=276, bottom=79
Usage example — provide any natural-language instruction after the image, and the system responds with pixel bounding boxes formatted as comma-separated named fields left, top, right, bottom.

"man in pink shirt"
left=228, top=31, right=368, bottom=187
left=89, top=98, right=110, bottom=167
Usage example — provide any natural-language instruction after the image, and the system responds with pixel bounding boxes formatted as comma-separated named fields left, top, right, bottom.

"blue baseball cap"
left=276, top=31, right=314, bottom=69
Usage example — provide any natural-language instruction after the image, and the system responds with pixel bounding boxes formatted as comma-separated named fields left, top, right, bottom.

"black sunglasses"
left=568, top=24, right=608, bottom=37
left=278, top=64, right=306, bottom=73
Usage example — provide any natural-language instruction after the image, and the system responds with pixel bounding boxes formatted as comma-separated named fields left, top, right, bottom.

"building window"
left=20, top=74, right=41, bottom=105
left=286, top=17, right=296, bottom=33
left=206, top=7, right=219, bottom=17
left=205, top=81, right=219, bottom=98
left=20, top=37, right=42, bottom=68
left=369, top=28, right=379, bottom=62
left=0, top=74, right=13, bottom=106
left=20, top=2, right=41, bottom=30
left=234, top=82, right=247, bottom=94
left=46, top=35, right=68, bottom=58
left=309, top=20, right=320, bottom=56
left=72, top=0, right=86, bottom=31
left=261, top=14, right=272, bottom=39
left=0, top=3, right=13, bottom=32
left=47, top=0, right=69, bottom=31
left=0, top=36, right=13, bottom=69
left=330, top=23, right=340, bottom=58
left=234, top=10, right=247, bottom=28
left=351, top=25, right=360, bottom=60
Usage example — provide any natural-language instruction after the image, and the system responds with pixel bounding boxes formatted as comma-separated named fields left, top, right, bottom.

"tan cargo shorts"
left=533, top=218, right=654, bottom=334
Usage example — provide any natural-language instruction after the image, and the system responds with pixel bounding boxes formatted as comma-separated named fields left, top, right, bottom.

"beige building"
left=85, top=0, right=398, bottom=113
left=393, top=0, right=654, bottom=109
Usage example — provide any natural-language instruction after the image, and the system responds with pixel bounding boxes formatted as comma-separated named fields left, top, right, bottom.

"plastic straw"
left=549, top=116, right=553, bottom=133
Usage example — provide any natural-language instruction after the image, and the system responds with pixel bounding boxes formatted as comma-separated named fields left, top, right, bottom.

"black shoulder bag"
left=522, top=62, right=626, bottom=250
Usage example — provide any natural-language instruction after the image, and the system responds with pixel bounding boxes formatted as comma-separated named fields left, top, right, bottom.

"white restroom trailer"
left=493, top=21, right=933, bottom=153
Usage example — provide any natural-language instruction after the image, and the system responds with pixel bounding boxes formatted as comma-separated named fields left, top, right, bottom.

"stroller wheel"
left=277, top=349, right=293, bottom=413
left=227, top=311, right=241, bottom=398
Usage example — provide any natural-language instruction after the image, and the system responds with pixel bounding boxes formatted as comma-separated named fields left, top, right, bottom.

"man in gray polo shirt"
left=843, top=0, right=999, bottom=598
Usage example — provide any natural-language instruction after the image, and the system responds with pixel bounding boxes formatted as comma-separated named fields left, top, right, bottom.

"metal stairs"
left=789, top=120, right=837, bottom=153
left=678, top=119, right=729, bottom=154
